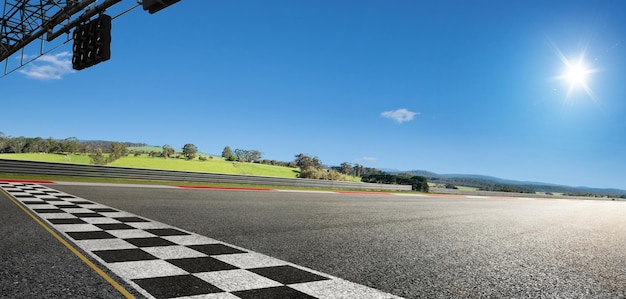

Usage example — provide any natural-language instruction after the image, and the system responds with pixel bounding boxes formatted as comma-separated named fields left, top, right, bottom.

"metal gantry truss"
left=0, top=0, right=57, bottom=59
left=0, top=0, right=135, bottom=76
left=1, top=0, right=179, bottom=76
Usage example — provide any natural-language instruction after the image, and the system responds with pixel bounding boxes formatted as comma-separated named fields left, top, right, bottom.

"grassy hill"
left=0, top=153, right=300, bottom=178
left=0, top=153, right=93, bottom=164
left=127, top=146, right=217, bottom=157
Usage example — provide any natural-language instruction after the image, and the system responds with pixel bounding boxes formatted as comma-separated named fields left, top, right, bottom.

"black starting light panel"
left=143, top=0, right=181, bottom=14
left=72, top=15, right=112, bottom=70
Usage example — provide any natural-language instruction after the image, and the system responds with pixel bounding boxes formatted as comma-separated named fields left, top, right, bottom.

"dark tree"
left=0, top=132, right=6, bottom=153
left=222, top=146, right=233, bottom=159
left=248, top=150, right=262, bottom=162
left=7, top=136, right=26, bottom=153
left=234, top=149, right=248, bottom=162
left=23, top=137, right=43, bottom=153
left=162, top=144, right=175, bottom=159
left=234, top=149, right=263, bottom=162
left=182, top=143, right=198, bottom=160
left=62, top=137, right=81, bottom=154
left=353, top=163, right=364, bottom=177
left=340, top=162, right=352, bottom=175
left=108, top=142, right=128, bottom=162
left=46, top=137, right=60, bottom=153
left=294, top=153, right=322, bottom=170
left=90, top=148, right=107, bottom=165
left=361, top=173, right=429, bottom=192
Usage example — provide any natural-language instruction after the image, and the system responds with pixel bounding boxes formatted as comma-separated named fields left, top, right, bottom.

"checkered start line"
left=1, top=182, right=401, bottom=299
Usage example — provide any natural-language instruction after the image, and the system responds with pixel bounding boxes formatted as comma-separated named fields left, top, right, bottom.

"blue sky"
left=2, top=1, right=625, bottom=190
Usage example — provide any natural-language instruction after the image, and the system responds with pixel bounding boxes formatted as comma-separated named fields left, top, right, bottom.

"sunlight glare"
left=550, top=41, right=599, bottom=105
left=563, top=60, right=590, bottom=89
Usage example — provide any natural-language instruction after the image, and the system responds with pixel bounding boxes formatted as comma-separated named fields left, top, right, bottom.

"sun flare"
left=550, top=41, right=599, bottom=104
left=562, top=60, right=591, bottom=89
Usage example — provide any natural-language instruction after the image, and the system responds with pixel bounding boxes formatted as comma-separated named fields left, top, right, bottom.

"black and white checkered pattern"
left=1, top=182, right=401, bottom=299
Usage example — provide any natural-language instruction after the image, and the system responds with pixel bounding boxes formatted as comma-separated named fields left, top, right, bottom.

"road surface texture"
left=1, top=182, right=398, bottom=299
left=4, top=182, right=626, bottom=298
left=0, top=184, right=144, bottom=299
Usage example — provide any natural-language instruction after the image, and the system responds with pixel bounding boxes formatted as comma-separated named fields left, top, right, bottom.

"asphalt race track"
left=3, top=182, right=626, bottom=298
left=1, top=182, right=398, bottom=299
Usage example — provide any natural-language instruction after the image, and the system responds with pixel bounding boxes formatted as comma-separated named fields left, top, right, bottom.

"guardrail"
left=0, top=159, right=413, bottom=191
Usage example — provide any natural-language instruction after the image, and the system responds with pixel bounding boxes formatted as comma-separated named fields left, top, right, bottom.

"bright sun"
left=551, top=42, right=599, bottom=103
left=563, top=61, right=590, bottom=88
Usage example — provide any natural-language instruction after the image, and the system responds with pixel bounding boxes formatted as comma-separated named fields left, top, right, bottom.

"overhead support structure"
left=0, top=0, right=180, bottom=76
left=46, top=0, right=121, bottom=42
left=1, top=0, right=94, bottom=64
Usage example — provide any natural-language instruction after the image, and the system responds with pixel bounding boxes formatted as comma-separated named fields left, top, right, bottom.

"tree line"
left=0, top=133, right=145, bottom=155
left=0, top=134, right=82, bottom=154
left=220, top=146, right=429, bottom=190
left=361, top=173, right=429, bottom=192
left=0, top=133, right=429, bottom=192
left=0, top=133, right=142, bottom=165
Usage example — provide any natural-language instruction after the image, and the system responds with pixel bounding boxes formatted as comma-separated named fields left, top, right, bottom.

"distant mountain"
left=393, top=169, right=626, bottom=197
left=440, top=174, right=560, bottom=186
left=375, top=168, right=402, bottom=173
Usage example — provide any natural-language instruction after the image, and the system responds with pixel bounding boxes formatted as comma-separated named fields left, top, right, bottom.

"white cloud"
left=18, top=52, right=75, bottom=80
left=355, top=157, right=377, bottom=164
left=381, top=108, right=419, bottom=124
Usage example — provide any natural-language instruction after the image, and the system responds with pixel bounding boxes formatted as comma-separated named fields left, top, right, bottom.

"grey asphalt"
left=5, top=184, right=626, bottom=298
left=0, top=188, right=142, bottom=299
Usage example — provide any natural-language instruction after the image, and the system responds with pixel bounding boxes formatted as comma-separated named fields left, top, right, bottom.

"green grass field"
left=0, top=153, right=300, bottom=178
left=110, top=155, right=299, bottom=177
left=0, top=153, right=93, bottom=164
left=127, top=146, right=169, bottom=153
